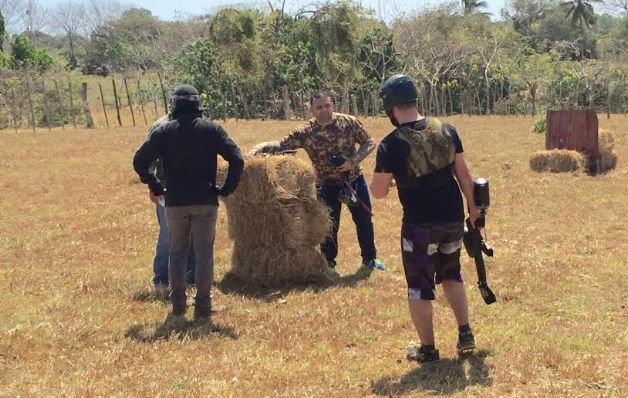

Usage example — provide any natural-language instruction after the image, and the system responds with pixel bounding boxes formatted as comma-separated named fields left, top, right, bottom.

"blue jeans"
left=153, top=204, right=195, bottom=286
left=318, top=175, right=377, bottom=265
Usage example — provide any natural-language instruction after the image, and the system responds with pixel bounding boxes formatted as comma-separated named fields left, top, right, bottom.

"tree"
left=501, top=0, right=551, bottom=39
left=562, top=0, right=601, bottom=29
left=394, top=4, right=469, bottom=115
left=308, top=1, right=368, bottom=96
left=1, top=10, right=5, bottom=49
left=85, top=0, right=125, bottom=32
left=10, top=34, right=53, bottom=72
left=561, top=0, right=602, bottom=57
left=462, top=0, right=489, bottom=15
left=20, top=0, right=46, bottom=33
left=0, top=0, right=24, bottom=32
left=82, top=8, right=163, bottom=74
left=208, top=7, right=264, bottom=118
left=600, top=15, right=628, bottom=58
left=53, top=1, right=86, bottom=69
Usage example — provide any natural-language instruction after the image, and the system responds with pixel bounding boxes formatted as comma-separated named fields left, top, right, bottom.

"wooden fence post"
left=157, top=71, right=168, bottom=114
left=25, top=76, right=36, bottom=132
left=98, top=82, right=110, bottom=128
left=282, top=84, right=292, bottom=120
left=137, top=77, right=148, bottom=125
left=42, top=80, right=52, bottom=132
left=53, top=80, right=66, bottom=130
left=68, top=78, right=77, bottom=129
left=123, top=77, right=136, bottom=126
left=112, top=78, right=122, bottom=126
left=151, top=83, right=159, bottom=119
left=80, top=82, right=94, bottom=128
left=10, top=87, right=19, bottom=133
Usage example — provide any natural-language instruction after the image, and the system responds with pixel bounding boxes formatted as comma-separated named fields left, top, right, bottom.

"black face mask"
left=385, top=108, right=399, bottom=127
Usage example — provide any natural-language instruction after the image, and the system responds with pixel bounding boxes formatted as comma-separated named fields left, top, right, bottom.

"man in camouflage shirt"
left=252, top=92, right=385, bottom=279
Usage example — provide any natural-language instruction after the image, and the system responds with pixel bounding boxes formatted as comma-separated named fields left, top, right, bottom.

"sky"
left=35, top=0, right=510, bottom=23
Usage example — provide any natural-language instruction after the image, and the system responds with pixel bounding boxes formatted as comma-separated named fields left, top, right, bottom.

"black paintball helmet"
left=171, top=84, right=201, bottom=114
left=379, top=74, right=418, bottom=112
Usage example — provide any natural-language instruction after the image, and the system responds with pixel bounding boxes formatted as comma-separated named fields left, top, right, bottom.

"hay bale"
left=597, top=130, right=617, bottom=173
left=529, top=149, right=587, bottom=173
left=598, top=135, right=617, bottom=172
left=220, top=155, right=331, bottom=287
left=599, top=130, right=614, bottom=151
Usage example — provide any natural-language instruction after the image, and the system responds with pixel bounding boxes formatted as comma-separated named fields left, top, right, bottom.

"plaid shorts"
left=401, top=222, right=464, bottom=300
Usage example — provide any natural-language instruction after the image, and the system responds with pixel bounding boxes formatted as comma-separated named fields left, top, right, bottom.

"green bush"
left=10, top=35, right=54, bottom=74
left=531, top=115, right=547, bottom=133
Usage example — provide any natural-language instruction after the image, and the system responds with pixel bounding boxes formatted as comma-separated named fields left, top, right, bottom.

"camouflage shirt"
left=278, top=113, right=374, bottom=184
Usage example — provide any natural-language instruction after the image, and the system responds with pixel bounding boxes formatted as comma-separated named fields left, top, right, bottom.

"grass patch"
left=1, top=115, right=627, bottom=397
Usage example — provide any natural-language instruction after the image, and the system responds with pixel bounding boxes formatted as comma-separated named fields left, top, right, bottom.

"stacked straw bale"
left=220, top=155, right=331, bottom=287
left=598, top=130, right=617, bottom=172
left=529, top=149, right=587, bottom=173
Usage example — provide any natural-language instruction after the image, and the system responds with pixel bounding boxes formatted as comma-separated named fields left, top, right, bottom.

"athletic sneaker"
left=363, top=258, right=385, bottom=270
left=326, top=261, right=340, bottom=281
left=406, top=343, right=440, bottom=364
left=457, top=330, right=476, bottom=354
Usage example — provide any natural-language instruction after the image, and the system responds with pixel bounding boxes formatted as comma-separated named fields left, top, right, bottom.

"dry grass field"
left=0, top=115, right=626, bottom=397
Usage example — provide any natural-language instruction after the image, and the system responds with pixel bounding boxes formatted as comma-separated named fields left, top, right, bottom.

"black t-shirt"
left=374, top=118, right=465, bottom=224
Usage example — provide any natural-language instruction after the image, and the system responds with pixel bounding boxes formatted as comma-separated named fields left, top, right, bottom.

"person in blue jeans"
left=147, top=115, right=195, bottom=297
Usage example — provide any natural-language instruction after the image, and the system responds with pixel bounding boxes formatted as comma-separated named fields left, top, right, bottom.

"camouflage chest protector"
left=396, top=117, right=455, bottom=179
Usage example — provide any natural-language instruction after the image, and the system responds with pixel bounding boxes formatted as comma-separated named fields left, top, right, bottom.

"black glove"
left=213, top=184, right=233, bottom=197
left=149, top=182, right=165, bottom=196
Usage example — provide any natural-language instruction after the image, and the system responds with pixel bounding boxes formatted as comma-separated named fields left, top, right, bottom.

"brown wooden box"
left=546, top=110, right=600, bottom=161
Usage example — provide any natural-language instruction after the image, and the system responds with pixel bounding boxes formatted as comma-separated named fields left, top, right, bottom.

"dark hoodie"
left=133, top=108, right=244, bottom=207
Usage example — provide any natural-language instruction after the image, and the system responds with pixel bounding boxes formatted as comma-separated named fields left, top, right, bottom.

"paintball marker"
left=330, top=154, right=373, bottom=217
left=463, top=178, right=497, bottom=305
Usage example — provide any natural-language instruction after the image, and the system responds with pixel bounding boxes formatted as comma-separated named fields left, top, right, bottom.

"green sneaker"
left=363, top=258, right=385, bottom=270
left=326, top=261, right=340, bottom=281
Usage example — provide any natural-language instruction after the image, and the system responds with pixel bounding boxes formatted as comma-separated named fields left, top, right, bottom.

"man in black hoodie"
left=133, top=85, right=244, bottom=321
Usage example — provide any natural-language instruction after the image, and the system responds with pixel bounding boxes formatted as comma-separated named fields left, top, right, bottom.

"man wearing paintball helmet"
left=250, top=92, right=385, bottom=280
left=134, top=85, right=244, bottom=322
left=370, top=74, right=481, bottom=363
left=145, top=114, right=196, bottom=300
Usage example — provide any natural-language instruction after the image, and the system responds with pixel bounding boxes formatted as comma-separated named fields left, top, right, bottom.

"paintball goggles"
left=463, top=178, right=497, bottom=305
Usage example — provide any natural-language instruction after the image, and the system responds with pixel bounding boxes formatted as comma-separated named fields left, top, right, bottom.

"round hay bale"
left=599, top=148, right=617, bottom=172
left=529, top=149, right=587, bottom=173
left=220, top=155, right=332, bottom=287
left=597, top=130, right=617, bottom=173
left=599, top=130, right=615, bottom=152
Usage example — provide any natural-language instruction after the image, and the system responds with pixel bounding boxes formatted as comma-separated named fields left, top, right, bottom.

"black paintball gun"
left=330, top=154, right=373, bottom=217
left=463, top=178, right=497, bottom=305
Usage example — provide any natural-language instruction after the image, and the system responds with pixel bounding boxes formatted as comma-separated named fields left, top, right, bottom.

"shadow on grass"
left=217, top=266, right=374, bottom=301
left=124, top=313, right=238, bottom=343
left=131, top=287, right=169, bottom=303
left=371, top=350, right=493, bottom=396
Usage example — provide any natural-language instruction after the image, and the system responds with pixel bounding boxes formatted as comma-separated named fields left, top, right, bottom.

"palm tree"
left=461, top=0, right=489, bottom=15
left=562, top=0, right=601, bottom=30
left=561, top=0, right=602, bottom=58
